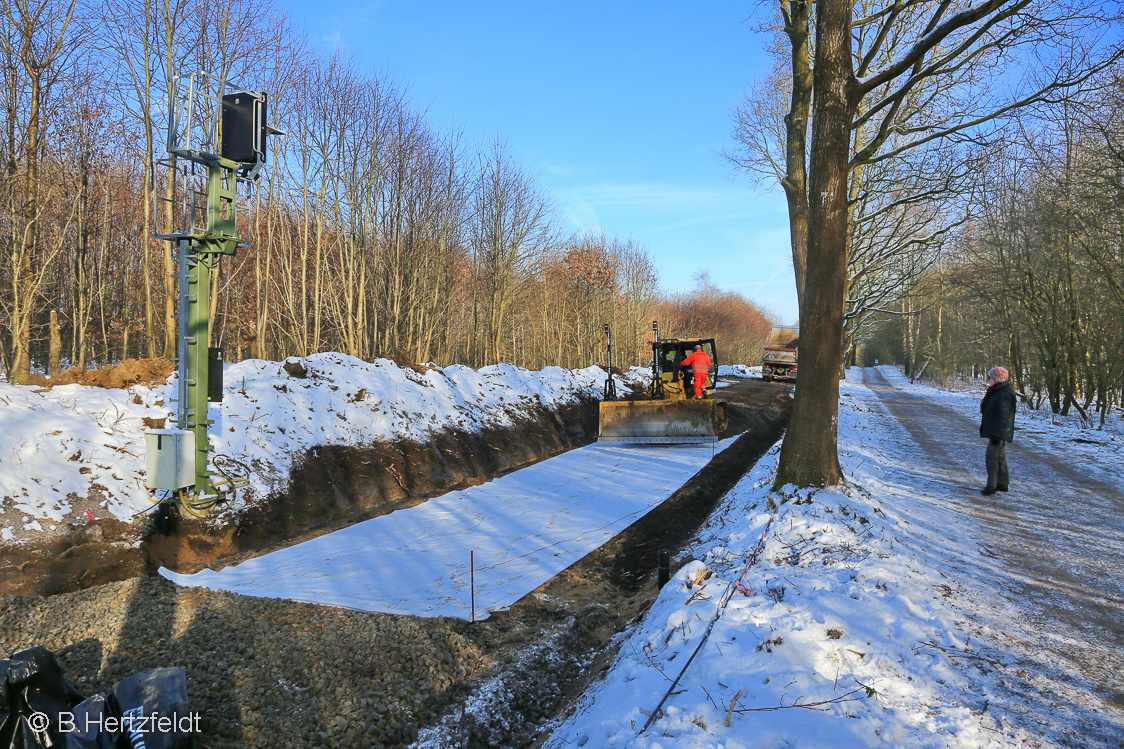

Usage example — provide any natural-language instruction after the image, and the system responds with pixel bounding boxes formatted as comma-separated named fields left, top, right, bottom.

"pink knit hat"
left=988, top=366, right=1009, bottom=383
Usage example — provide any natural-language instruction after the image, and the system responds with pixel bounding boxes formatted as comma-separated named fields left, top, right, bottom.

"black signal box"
left=221, top=92, right=268, bottom=166
left=208, top=347, right=224, bottom=402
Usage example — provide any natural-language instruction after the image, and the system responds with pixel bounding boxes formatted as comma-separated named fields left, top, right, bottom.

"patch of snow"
left=718, top=364, right=762, bottom=378
left=618, top=366, right=653, bottom=391
left=0, top=380, right=157, bottom=528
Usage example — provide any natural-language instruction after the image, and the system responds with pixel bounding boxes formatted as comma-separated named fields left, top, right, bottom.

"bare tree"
left=470, top=136, right=553, bottom=366
left=774, top=0, right=1122, bottom=487
left=1, top=0, right=81, bottom=382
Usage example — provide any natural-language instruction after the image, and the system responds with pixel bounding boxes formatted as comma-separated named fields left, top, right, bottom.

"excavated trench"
left=0, top=398, right=598, bottom=598
left=0, top=378, right=790, bottom=748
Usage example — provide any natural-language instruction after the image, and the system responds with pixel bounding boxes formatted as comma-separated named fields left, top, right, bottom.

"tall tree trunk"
left=313, top=203, right=324, bottom=352
left=48, top=309, right=60, bottom=374
left=1, top=58, right=16, bottom=379
left=11, top=70, right=42, bottom=384
left=143, top=234, right=155, bottom=357
left=774, top=0, right=854, bottom=488
left=74, top=145, right=90, bottom=369
left=781, top=0, right=812, bottom=312
left=159, top=0, right=179, bottom=358
left=97, top=184, right=111, bottom=364
left=1060, top=104, right=1082, bottom=416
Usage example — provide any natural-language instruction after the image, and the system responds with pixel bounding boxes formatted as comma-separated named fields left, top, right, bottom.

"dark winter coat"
left=979, top=381, right=1016, bottom=442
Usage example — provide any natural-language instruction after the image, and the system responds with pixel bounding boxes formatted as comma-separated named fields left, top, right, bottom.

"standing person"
left=680, top=344, right=711, bottom=399
left=979, top=366, right=1016, bottom=496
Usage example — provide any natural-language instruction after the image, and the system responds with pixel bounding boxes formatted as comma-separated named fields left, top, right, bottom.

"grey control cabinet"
left=145, top=429, right=196, bottom=490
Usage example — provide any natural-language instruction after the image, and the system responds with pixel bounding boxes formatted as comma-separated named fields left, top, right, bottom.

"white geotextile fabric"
left=160, top=439, right=735, bottom=620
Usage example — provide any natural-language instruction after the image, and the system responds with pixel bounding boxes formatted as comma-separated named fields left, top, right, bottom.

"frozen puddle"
left=161, top=438, right=735, bottom=620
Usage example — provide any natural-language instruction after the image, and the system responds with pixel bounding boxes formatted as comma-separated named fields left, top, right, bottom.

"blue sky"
left=284, top=1, right=798, bottom=323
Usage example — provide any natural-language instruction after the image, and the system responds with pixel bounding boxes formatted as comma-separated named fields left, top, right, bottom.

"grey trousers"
left=985, top=439, right=1009, bottom=490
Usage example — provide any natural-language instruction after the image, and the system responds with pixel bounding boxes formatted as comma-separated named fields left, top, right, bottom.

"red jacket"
left=681, top=350, right=711, bottom=378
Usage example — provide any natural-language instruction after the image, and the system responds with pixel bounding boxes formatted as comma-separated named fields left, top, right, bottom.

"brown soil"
left=0, top=519, right=146, bottom=598
left=27, top=358, right=176, bottom=389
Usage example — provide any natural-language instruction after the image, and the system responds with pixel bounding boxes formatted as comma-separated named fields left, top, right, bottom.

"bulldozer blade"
left=598, top=399, right=728, bottom=444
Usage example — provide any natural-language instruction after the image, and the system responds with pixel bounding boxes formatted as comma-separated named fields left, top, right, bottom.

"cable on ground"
left=638, top=497, right=777, bottom=736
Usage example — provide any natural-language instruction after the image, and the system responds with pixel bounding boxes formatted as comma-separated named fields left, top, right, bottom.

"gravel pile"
left=0, top=576, right=489, bottom=748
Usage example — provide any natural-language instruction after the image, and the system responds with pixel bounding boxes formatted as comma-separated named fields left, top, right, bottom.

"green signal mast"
left=145, top=72, right=281, bottom=516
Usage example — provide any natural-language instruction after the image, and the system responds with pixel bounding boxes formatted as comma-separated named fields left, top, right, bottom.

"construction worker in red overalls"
left=680, top=344, right=711, bottom=399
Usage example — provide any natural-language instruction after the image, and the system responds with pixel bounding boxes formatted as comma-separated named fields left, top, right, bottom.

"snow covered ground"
left=544, top=367, right=1124, bottom=748
left=621, top=366, right=655, bottom=388
left=0, top=355, right=626, bottom=542
left=161, top=438, right=735, bottom=620
left=909, top=368, right=1124, bottom=438
left=718, top=364, right=761, bottom=378
left=0, top=380, right=165, bottom=540
left=8, top=355, right=1121, bottom=744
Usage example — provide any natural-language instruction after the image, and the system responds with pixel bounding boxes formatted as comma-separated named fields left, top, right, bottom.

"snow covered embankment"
left=0, top=354, right=622, bottom=544
left=546, top=373, right=1021, bottom=748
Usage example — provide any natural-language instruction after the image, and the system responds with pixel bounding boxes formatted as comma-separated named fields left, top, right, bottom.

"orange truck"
left=762, top=326, right=799, bottom=382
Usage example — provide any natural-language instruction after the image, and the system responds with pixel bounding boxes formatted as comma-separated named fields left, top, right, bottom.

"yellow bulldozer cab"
left=650, top=338, right=717, bottom=400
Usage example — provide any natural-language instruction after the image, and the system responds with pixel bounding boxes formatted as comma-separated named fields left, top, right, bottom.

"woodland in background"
left=856, top=87, right=1124, bottom=425
left=0, top=0, right=774, bottom=384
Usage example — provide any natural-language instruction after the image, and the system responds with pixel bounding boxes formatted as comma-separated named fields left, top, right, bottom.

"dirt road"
left=862, top=368, right=1124, bottom=741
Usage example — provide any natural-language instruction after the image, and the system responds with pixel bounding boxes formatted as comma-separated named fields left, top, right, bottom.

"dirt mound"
left=30, top=358, right=175, bottom=390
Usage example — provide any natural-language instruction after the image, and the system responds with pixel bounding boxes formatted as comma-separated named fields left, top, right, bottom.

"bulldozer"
left=598, top=323, right=728, bottom=444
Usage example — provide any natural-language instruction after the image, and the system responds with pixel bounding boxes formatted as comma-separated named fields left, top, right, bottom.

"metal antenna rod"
left=176, top=238, right=189, bottom=428
left=150, top=71, right=276, bottom=512
left=603, top=323, right=617, bottom=401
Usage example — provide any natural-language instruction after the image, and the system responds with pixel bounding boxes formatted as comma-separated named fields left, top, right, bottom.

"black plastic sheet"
left=0, top=648, right=194, bottom=749
left=0, top=647, right=85, bottom=748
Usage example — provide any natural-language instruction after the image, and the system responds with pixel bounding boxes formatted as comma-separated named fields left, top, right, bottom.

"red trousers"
left=689, top=370, right=706, bottom=397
